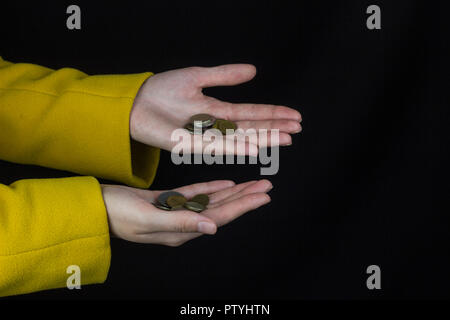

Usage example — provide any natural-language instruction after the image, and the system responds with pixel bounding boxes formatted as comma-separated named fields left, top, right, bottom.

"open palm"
left=130, top=64, right=302, bottom=155
left=102, top=179, right=272, bottom=246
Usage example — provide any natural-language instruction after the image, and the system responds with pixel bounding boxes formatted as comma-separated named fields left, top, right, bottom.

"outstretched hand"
left=101, top=179, right=272, bottom=246
left=130, top=64, right=302, bottom=155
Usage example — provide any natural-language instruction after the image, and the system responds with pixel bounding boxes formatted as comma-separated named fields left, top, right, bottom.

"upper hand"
left=130, top=64, right=302, bottom=155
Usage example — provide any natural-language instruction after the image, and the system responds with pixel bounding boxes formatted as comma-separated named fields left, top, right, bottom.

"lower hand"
left=101, top=179, right=272, bottom=246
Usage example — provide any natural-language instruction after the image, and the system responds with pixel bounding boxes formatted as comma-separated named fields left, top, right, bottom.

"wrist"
left=130, top=77, right=150, bottom=142
left=100, top=184, right=117, bottom=238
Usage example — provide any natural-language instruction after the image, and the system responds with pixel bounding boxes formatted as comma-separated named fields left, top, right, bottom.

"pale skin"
left=103, top=64, right=302, bottom=246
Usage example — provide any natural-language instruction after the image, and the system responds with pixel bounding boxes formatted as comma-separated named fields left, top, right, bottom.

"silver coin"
left=189, top=114, right=216, bottom=128
left=190, top=194, right=210, bottom=207
left=157, top=191, right=185, bottom=207
left=153, top=203, right=172, bottom=211
left=184, top=123, right=213, bottom=135
left=184, top=123, right=203, bottom=135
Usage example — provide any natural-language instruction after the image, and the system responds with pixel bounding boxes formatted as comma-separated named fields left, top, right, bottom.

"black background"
left=1, top=0, right=449, bottom=300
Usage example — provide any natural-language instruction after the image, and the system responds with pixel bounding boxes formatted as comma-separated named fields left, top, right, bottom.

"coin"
left=184, top=114, right=238, bottom=136
left=153, top=203, right=172, bottom=211
left=213, top=119, right=237, bottom=135
left=154, top=191, right=210, bottom=213
left=184, top=201, right=206, bottom=213
left=189, top=114, right=216, bottom=128
left=184, top=123, right=194, bottom=133
left=157, top=191, right=185, bottom=207
left=190, top=194, right=209, bottom=207
left=167, top=195, right=187, bottom=208
left=184, top=123, right=204, bottom=135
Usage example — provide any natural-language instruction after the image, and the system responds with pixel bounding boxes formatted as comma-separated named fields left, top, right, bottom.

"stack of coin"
left=153, top=191, right=210, bottom=213
left=184, top=114, right=216, bottom=134
left=184, top=113, right=237, bottom=135
left=154, top=191, right=184, bottom=211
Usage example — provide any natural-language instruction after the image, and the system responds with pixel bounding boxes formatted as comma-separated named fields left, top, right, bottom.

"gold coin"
left=158, top=191, right=184, bottom=207
left=190, top=194, right=209, bottom=207
left=184, top=201, right=206, bottom=213
left=213, top=119, right=237, bottom=135
left=167, top=195, right=187, bottom=208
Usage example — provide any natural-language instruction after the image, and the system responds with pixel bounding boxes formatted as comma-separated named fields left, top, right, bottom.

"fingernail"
left=261, top=179, right=273, bottom=191
left=198, top=221, right=217, bottom=235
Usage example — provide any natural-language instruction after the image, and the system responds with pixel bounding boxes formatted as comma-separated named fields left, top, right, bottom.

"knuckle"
left=180, top=218, right=192, bottom=233
left=247, top=193, right=262, bottom=202
left=175, top=218, right=191, bottom=233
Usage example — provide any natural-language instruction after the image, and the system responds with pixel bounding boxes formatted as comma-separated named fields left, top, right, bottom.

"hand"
left=130, top=64, right=302, bottom=155
left=101, top=179, right=272, bottom=246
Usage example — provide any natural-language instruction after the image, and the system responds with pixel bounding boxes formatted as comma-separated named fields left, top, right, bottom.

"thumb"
left=195, top=64, right=257, bottom=88
left=153, top=210, right=218, bottom=235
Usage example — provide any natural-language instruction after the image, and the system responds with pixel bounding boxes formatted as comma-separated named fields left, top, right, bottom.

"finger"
left=195, top=64, right=257, bottom=88
left=173, top=180, right=235, bottom=199
left=145, top=209, right=217, bottom=235
left=173, top=130, right=259, bottom=157
left=231, top=128, right=292, bottom=147
left=209, top=180, right=259, bottom=204
left=235, top=119, right=302, bottom=134
left=208, top=100, right=302, bottom=122
left=209, top=179, right=273, bottom=209
left=204, top=192, right=271, bottom=227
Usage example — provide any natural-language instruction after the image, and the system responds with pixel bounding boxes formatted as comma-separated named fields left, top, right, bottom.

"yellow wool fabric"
left=0, top=57, right=160, bottom=296
left=0, top=57, right=159, bottom=187
left=0, top=177, right=110, bottom=296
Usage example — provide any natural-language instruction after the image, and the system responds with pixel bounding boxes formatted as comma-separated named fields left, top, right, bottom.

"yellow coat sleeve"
left=0, top=176, right=111, bottom=297
left=0, top=56, right=160, bottom=188
left=0, top=57, right=160, bottom=296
